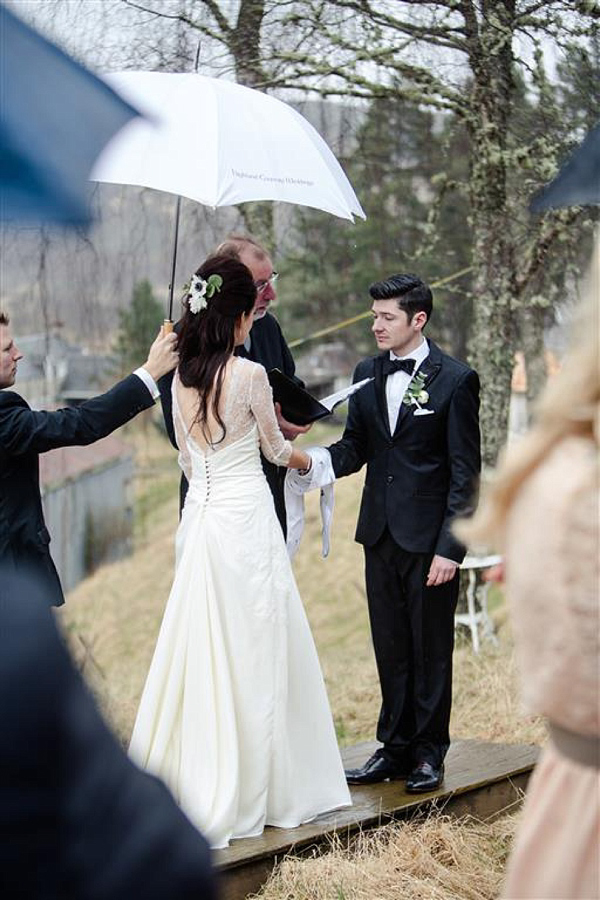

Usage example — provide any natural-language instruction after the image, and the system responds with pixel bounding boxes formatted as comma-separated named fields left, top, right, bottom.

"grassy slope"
left=59, top=421, right=544, bottom=899
left=60, top=420, right=544, bottom=750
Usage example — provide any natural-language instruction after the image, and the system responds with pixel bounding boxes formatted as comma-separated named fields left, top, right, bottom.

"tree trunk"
left=231, top=0, right=275, bottom=246
left=465, top=1, right=517, bottom=468
left=468, top=219, right=515, bottom=468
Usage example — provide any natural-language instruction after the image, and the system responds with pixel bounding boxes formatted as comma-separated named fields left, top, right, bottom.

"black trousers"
left=363, top=529, right=459, bottom=768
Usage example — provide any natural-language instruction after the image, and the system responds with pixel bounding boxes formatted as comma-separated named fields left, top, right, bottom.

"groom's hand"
left=143, top=329, right=179, bottom=381
left=426, top=555, right=458, bottom=587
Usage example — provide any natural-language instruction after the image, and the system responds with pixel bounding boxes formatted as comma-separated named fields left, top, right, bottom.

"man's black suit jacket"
left=0, top=375, right=154, bottom=607
left=328, top=340, right=481, bottom=563
left=0, top=570, right=215, bottom=900
left=159, top=311, right=298, bottom=529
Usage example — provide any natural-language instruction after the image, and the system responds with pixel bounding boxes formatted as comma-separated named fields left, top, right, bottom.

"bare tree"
left=255, top=0, right=598, bottom=465
left=122, top=0, right=281, bottom=240
left=13, top=0, right=597, bottom=464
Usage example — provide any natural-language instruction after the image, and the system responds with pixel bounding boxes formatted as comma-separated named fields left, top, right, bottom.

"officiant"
left=160, top=233, right=310, bottom=534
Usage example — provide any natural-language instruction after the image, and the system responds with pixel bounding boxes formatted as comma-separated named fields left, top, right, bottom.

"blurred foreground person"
left=0, top=568, right=216, bottom=900
left=458, top=251, right=599, bottom=899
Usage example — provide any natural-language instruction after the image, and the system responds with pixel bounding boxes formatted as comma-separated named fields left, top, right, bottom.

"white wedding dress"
left=129, top=357, right=351, bottom=849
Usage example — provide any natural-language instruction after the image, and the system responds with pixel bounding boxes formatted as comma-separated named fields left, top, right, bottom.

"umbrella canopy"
left=530, top=122, right=600, bottom=212
left=91, top=71, right=365, bottom=222
left=0, top=4, right=140, bottom=225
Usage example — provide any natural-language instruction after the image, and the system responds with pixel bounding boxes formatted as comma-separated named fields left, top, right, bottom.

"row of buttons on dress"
left=204, top=457, right=211, bottom=502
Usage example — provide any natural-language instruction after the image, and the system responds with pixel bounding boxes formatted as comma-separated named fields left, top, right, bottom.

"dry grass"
left=253, top=812, right=520, bottom=900
left=58, top=420, right=542, bottom=897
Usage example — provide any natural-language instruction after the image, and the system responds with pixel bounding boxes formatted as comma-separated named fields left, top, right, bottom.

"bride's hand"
left=288, top=447, right=312, bottom=472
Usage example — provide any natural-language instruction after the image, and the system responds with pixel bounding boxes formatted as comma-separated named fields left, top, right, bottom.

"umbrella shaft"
left=168, top=195, right=182, bottom=321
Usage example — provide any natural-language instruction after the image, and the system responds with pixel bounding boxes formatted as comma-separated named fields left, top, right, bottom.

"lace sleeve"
left=249, top=364, right=293, bottom=466
left=171, top=373, right=192, bottom=482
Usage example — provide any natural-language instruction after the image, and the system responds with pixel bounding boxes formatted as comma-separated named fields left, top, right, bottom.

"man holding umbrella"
left=0, top=312, right=179, bottom=608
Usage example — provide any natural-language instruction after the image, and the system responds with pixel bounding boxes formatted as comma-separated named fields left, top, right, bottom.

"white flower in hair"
left=188, top=275, right=208, bottom=313
left=186, top=273, right=223, bottom=314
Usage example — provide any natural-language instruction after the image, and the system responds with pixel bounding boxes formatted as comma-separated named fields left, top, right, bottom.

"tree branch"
left=515, top=207, right=588, bottom=297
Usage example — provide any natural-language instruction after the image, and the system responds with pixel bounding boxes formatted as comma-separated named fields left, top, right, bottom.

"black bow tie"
left=383, top=357, right=415, bottom=377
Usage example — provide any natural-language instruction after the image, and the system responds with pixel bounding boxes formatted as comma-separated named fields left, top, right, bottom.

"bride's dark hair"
left=178, top=254, right=256, bottom=444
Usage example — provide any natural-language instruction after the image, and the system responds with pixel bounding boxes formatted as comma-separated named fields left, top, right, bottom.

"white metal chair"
left=456, top=554, right=502, bottom=653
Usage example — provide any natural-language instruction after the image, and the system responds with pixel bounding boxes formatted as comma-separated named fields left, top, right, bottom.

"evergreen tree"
left=113, top=280, right=163, bottom=375
left=278, top=96, right=450, bottom=356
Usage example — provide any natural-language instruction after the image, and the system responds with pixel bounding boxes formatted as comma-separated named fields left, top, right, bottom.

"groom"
left=327, top=274, right=481, bottom=792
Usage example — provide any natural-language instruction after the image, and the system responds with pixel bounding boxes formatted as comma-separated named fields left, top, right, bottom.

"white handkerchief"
left=285, top=448, right=336, bottom=559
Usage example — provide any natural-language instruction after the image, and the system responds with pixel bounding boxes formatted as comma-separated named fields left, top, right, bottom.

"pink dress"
left=501, top=436, right=599, bottom=899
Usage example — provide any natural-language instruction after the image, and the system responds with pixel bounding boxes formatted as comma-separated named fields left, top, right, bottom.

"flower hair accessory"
left=186, top=273, right=223, bottom=313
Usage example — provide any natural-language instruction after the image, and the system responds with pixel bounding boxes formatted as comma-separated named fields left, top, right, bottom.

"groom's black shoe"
left=345, top=750, right=411, bottom=785
left=405, top=761, right=444, bottom=793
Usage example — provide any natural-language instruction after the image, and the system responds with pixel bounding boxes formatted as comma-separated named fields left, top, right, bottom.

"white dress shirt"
left=385, top=338, right=429, bottom=433
left=133, top=366, right=160, bottom=400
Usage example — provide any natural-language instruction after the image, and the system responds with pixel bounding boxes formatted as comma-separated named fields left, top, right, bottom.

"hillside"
left=59, top=420, right=544, bottom=752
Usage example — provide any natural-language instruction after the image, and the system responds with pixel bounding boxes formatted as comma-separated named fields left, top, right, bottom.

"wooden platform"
left=214, top=738, right=539, bottom=899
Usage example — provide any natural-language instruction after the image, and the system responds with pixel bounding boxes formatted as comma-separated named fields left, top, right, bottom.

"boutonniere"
left=402, top=371, right=435, bottom=416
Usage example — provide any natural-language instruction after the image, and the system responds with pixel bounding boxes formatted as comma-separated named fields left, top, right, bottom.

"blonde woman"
left=458, top=249, right=599, bottom=899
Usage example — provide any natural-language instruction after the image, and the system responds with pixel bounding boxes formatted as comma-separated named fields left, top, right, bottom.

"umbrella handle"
left=161, top=319, right=174, bottom=336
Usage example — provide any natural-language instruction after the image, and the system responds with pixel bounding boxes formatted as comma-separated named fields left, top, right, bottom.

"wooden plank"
left=214, top=738, right=539, bottom=899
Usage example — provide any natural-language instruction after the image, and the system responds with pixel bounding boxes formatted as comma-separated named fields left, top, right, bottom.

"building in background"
left=39, top=435, right=135, bottom=593
left=14, top=331, right=114, bottom=408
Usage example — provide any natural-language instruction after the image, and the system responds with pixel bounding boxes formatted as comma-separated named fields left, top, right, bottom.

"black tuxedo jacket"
left=159, top=311, right=298, bottom=525
left=0, top=570, right=215, bottom=900
left=0, top=375, right=154, bottom=607
left=328, top=340, right=481, bottom=562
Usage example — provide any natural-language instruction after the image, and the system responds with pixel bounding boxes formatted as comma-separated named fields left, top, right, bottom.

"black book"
left=268, top=368, right=373, bottom=426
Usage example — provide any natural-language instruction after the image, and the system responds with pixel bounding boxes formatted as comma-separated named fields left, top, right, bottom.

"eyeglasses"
left=254, top=271, right=279, bottom=294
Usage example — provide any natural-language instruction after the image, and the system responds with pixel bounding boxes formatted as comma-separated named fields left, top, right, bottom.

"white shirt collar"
left=390, top=337, right=429, bottom=367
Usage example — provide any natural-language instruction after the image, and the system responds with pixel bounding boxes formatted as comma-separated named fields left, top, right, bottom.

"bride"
left=129, top=254, right=351, bottom=849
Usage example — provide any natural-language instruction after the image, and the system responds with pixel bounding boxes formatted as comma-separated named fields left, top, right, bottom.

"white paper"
left=320, top=376, right=373, bottom=413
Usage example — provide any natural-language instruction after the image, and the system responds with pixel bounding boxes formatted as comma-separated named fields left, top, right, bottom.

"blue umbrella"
left=530, top=122, right=600, bottom=212
left=0, top=3, right=140, bottom=225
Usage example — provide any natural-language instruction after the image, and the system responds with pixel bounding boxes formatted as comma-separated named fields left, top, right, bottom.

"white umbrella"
left=92, top=72, right=365, bottom=222
left=90, top=72, right=365, bottom=323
